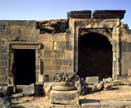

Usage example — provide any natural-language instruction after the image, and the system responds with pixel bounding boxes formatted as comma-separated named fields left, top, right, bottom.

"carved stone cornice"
left=79, top=28, right=112, bottom=38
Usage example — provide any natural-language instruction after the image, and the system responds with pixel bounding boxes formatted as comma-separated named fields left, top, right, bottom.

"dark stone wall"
left=121, top=42, right=131, bottom=77
left=0, top=47, right=8, bottom=85
left=120, top=28, right=131, bottom=77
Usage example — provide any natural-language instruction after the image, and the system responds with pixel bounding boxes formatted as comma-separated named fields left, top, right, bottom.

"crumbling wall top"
left=36, top=19, right=68, bottom=33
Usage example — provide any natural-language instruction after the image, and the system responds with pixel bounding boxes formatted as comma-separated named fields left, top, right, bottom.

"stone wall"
left=0, top=20, right=39, bottom=85
left=0, top=20, right=73, bottom=84
left=0, top=10, right=131, bottom=85
left=120, top=24, right=131, bottom=77
left=38, top=32, right=73, bottom=81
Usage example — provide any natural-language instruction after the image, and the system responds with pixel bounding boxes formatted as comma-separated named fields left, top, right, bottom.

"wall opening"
left=78, top=32, right=112, bottom=80
left=13, top=49, right=36, bottom=85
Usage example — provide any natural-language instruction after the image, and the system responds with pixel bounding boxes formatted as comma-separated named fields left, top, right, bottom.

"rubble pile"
left=79, top=77, right=131, bottom=95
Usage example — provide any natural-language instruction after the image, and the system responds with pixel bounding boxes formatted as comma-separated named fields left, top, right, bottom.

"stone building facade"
left=0, top=10, right=130, bottom=86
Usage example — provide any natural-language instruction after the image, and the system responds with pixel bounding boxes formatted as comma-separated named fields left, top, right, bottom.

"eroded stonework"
left=0, top=10, right=130, bottom=86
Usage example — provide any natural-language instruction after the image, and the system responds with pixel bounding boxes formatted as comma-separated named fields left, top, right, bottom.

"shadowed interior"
left=13, top=49, right=36, bottom=85
left=78, top=32, right=112, bottom=80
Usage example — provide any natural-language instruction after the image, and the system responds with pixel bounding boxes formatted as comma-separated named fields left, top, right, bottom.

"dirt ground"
left=12, top=85, right=131, bottom=107
left=80, top=85, right=131, bottom=101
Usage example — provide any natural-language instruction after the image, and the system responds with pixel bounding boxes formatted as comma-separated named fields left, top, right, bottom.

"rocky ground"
left=80, top=85, right=131, bottom=101
left=11, top=85, right=131, bottom=108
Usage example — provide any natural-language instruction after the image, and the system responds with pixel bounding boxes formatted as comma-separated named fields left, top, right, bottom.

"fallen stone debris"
left=1, top=10, right=131, bottom=108
left=0, top=97, right=11, bottom=108
left=0, top=77, right=131, bottom=108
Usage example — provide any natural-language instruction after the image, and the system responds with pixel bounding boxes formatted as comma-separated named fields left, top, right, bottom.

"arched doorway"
left=78, top=32, right=112, bottom=80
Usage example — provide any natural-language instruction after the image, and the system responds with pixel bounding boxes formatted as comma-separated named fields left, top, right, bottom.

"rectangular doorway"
left=13, top=49, right=36, bottom=85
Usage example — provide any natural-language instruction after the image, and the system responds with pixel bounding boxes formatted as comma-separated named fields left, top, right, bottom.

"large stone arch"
left=78, top=32, right=112, bottom=80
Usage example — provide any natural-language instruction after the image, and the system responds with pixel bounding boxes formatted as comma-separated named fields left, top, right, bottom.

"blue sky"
left=0, top=0, right=130, bottom=28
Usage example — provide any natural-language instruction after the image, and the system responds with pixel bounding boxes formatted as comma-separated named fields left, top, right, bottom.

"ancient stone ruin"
left=1, top=10, right=131, bottom=107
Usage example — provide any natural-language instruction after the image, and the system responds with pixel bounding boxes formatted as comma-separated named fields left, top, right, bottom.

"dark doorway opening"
left=78, top=32, right=112, bottom=80
left=13, top=49, right=36, bottom=85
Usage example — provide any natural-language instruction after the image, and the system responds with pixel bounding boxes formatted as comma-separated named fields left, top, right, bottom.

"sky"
left=0, top=0, right=130, bottom=28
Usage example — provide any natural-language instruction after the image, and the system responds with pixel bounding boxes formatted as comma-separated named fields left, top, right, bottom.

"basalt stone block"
left=82, top=102, right=100, bottom=108
left=86, top=76, right=99, bottom=84
left=52, top=104, right=80, bottom=108
left=11, top=93, right=23, bottom=99
left=0, top=25, right=5, bottom=32
left=44, top=65, right=61, bottom=71
left=0, top=60, right=7, bottom=66
left=0, top=86, right=9, bottom=96
left=0, top=76, right=8, bottom=86
left=44, top=82, right=60, bottom=96
left=68, top=10, right=91, bottom=19
left=50, top=90, right=79, bottom=105
left=0, top=53, right=7, bottom=60
left=22, top=84, right=35, bottom=96
left=44, top=50, right=63, bottom=58
left=35, top=83, right=44, bottom=96
left=0, top=97, right=11, bottom=108
left=93, top=10, right=126, bottom=19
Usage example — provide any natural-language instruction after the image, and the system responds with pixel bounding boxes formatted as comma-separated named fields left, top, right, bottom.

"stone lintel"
left=68, top=10, right=91, bottom=19
left=82, top=102, right=101, bottom=108
left=93, top=10, right=126, bottom=19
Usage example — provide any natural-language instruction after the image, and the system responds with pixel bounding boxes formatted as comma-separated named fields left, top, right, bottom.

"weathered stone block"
left=104, top=84, right=113, bottom=90
left=0, top=60, right=7, bottom=66
left=0, top=53, right=7, bottom=60
left=68, top=10, right=91, bottom=18
left=44, top=82, right=60, bottom=96
left=52, top=59, right=63, bottom=65
left=0, top=97, right=11, bottom=108
left=52, top=34, right=66, bottom=41
left=64, top=50, right=73, bottom=59
left=0, top=86, right=13, bottom=96
left=22, top=84, right=35, bottom=96
left=35, top=83, right=44, bottom=96
left=0, top=48, right=7, bottom=53
left=93, top=10, right=126, bottom=19
left=44, top=50, right=63, bottom=58
left=54, top=41, right=66, bottom=50
left=66, top=41, right=72, bottom=50
left=50, top=90, right=79, bottom=105
left=44, top=65, right=61, bottom=71
left=63, top=59, right=72, bottom=65
left=39, top=34, right=50, bottom=42
left=61, top=65, right=73, bottom=72
left=0, top=86, right=10, bottom=96
left=52, top=59, right=72, bottom=66
left=52, top=104, right=80, bottom=108
left=0, top=76, right=8, bottom=85
left=0, top=67, right=7, bottom=75
left=86, top=76, right=99, bottom=84
left=11, top=93, right=23, bottom=99
left=82, top=102, right=100, bottom=108
left=0, top=25, right=5, bottom=32
left=44, top=59, right=53, bottom=65
left=44, top=42, right=54, bottom=49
